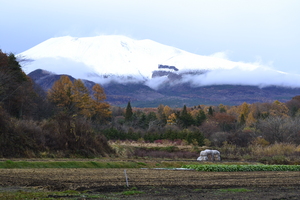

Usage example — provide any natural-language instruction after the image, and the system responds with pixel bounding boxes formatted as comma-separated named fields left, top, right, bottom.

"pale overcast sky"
left=1, top=0, right=299, bottom=73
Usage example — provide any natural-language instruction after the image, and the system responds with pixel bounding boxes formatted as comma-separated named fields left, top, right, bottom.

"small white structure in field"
left=197, top=149, right=221, bottom=161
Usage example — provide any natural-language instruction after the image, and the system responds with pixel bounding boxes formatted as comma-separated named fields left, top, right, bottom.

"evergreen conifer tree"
left=196, top=109, right=206, bottom=126
left=208, top=106, right=214, bottom=116
left=125, top=101, right=133, bottom=121
left=179, top=105, right=194, bottom=128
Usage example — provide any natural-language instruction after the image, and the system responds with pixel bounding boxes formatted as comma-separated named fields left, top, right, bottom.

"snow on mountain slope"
left=19, top=35, right=300, bottom=88
left=21, top=35, right=180, bottom=79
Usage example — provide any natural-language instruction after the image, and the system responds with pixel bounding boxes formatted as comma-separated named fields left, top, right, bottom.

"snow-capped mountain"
left=20, top=35, right=300, bottom=89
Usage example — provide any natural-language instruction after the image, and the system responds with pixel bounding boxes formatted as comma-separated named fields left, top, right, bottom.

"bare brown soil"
left=0, top=168, right=300, bottom=199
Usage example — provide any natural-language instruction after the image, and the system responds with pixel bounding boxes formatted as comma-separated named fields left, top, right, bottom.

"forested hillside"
left=0, top=50, right=113, bottom=157
left=1, top=50, right=300, bottom=158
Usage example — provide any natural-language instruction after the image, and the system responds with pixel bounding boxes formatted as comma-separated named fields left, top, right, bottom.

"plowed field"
left=1, top=168, right=300, bottom=199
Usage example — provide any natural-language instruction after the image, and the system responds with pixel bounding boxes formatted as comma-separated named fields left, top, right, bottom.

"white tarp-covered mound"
left=197, top=149, right=221, bottom=161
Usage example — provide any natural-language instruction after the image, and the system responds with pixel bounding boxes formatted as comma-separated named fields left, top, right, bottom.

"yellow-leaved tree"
left=167, top=113, right=177, bottom=125
left=163, top=105, right=172, bottom=118
left=72, top=79, right=94, bottom=118
left=270, top=100, right=289, bottom=117
left=92, top=83, right=111, bottom=123
left=48, top=76, right=111, bottom=122
left=48, top=75, right=74, bottom=113
left=237, top=102, right=250, bottom=124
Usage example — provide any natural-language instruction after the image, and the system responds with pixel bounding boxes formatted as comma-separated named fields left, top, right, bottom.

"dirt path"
left=0, top=168, right=300, bottom=199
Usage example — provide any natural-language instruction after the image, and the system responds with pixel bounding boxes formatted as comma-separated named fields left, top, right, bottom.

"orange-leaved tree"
left=91, top=83, right=111, bottom=123
left=72, top=79, right=94, bottom=118
left=48, top=75, right=74, bottom=113
left=48, top=76, right=111, bottom=122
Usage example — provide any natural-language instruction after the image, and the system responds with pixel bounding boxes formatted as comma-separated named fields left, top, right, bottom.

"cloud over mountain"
left=19, top=35, right=300, bottom=89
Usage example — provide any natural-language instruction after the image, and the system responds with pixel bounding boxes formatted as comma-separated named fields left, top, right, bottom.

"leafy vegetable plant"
left=182, top=164, right=300, bottom=172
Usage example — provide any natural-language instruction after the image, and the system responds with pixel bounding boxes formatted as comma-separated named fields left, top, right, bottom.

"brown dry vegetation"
left=109, top=140, right=300, bottom=165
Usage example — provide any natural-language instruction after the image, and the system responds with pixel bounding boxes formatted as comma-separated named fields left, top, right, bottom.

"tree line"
left=107, top=97, right=300, bottom=147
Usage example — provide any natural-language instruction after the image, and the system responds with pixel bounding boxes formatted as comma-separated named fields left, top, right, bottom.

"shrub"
left=258, top=155, right=289, bottom=165
left=252, top=137, right=270, bottom=147
left=215, top=142, right=299, bottom=164
left=0, top=117, right=44, bottom=157
left=210, top=132, right=228, bottom=147
left=203, top=138, right=211, bottom=147
left=4, top=114, right=116, bottom=158
left=227, top=130, right=252, bottom=147
left=250, top=143, right=296, bottom=157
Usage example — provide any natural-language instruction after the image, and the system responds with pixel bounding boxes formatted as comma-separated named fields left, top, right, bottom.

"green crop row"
left=182, top=164, right=300, bottom=172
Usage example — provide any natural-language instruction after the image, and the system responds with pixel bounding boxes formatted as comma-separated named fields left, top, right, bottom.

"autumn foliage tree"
left=45, top=76, right=113, bottom=156
left=72, top=79, right=92, bottom=117
left=92, top=83, right=111, bottom=122
left=47, top=75, right=74, bottom=113
left=285, top=96, right=300, bottom=117
left=48, top=76, right=111, bottom=122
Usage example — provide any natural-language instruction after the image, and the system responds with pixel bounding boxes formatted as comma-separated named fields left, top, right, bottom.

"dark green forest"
left=1, top=50, right=300, bottom=158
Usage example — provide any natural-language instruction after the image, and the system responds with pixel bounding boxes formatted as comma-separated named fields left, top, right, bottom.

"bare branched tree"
left=258, top=116, right=300, bottom=143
